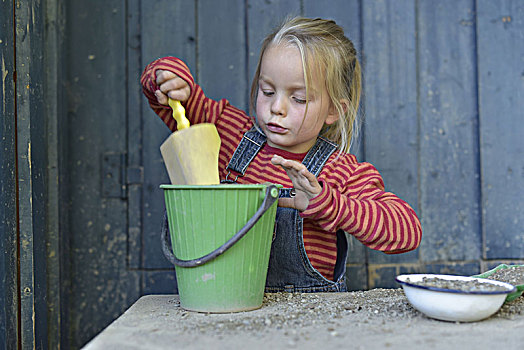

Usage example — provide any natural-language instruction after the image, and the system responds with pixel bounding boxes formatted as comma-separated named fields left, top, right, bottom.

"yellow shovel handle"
left=168, top=98, right=190, bottom=130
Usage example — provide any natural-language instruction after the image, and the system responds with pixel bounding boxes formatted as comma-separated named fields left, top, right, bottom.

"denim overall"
left=224, top=128, right=348, bottom=293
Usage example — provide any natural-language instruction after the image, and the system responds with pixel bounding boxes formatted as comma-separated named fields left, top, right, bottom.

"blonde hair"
left=250, top=16, right=362, bottom=153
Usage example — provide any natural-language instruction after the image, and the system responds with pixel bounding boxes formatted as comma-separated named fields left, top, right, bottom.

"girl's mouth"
left=266, top=123, right=287, bottom=134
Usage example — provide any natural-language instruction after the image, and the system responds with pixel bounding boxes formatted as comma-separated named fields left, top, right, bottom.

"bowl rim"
left=395, top=273, right=516, bottom=295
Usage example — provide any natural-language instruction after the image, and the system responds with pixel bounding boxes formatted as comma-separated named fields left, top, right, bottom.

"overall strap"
left=224, top=129, right=338, bottom=186
left=225, top=128, right=267, bottom=180
left=302, top=137, right=338, bottom=176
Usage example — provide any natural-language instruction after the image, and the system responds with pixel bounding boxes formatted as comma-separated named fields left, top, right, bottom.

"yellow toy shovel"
left=160, top=99, right=221, bottom=185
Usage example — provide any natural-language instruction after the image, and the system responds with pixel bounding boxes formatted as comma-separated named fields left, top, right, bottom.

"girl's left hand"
left=271, top=155, right=322, bottom=211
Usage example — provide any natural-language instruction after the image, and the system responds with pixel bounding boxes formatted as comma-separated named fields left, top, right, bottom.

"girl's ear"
left=325, top=99, right=348, bottom=125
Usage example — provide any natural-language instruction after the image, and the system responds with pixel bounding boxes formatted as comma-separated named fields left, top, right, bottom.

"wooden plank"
left=142, top=270, right=177, bottom=294
left=418, top=0, right=481, bottom=262
left=303, top=0, right=361, bottom=46
left=44, top=0, right=67, bottom=348
left=345, top=264, right=368, bottom=291
left=15, top=1, right=49, bottom=348
left=140, top=0, right=196, bottom=269
left=368, top=264, right=421, bottom=289
left=477, top=0, right=524, bottom=258
left=369, top=263, right=480, bottom=289
left=65, top=1, right=140, bottom=347
left=0, top=0, right=19, bottom=347
left=362, top=0, right=419, bottom=264
left=198, top=0, right=247, bottom=110
left=140, top=0, right=197, bottom=65
left=126, top=0, right=143, bottom=270
left=424, top=262, right=481, bottom=277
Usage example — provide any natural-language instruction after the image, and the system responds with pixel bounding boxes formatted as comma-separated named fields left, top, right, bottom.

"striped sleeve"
left=140, top=56, right=233, bottom=131
left=301, top=159, right=422, bottom=254
left=141, top=56, right=254, bottom=179
left=140, top=57, right=196, bottom=131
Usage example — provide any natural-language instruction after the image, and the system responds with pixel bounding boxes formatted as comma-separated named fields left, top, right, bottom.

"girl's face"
left=256, top=44, right=338, bottom=153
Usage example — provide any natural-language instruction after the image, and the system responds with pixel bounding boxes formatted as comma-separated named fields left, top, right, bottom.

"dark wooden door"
left=62, top=0, right=524, bottom=345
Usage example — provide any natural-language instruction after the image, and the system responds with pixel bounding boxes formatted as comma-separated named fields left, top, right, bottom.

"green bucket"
left=160, top=183, right=280, bottom=313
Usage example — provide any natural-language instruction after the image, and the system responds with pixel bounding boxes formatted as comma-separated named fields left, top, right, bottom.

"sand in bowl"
left=484, top=266, right=524, bottom=286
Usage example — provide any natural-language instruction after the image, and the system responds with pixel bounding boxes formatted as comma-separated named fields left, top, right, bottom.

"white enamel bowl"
left=396, top=274, right=516, bottom=322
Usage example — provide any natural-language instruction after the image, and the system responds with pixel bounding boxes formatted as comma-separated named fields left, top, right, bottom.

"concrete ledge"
left=83, top=292, right=524, bottom=349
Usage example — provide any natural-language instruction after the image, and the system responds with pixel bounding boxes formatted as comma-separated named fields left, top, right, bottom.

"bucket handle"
left=162, top=184, right=279, bottom=268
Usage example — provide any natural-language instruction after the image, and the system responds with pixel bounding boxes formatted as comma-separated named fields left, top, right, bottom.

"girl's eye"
left=262, top=90, right=274, bottom=97
left=293, top=97, right=307, bottom=104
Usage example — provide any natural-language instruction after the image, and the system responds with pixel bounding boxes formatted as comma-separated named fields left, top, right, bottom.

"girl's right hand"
left=154, top=70, right=191, bottom=105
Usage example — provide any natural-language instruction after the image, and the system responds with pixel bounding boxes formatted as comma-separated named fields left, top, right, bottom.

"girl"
left=141, top=16, right=422, bottom=292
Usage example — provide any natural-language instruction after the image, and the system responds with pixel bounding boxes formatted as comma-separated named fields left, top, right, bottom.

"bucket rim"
left=160, top=183, right=283, bottom=190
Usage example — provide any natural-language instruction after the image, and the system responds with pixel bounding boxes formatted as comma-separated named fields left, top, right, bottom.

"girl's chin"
left=266, top=138, right=306, bottom=153
left=265, top=137, right=291, bottom=150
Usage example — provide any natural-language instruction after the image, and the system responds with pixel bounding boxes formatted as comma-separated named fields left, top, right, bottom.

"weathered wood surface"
left=477, top=0, right=524, bottom=259
left=13, top=1, right=49, bottom=348
left=65, top=0, right=140, bottom=347
left=1, top=1, right=19, bottom=349
left=67, top=1, right=524, bottom=346
left=417, top=0, right=481, bottom=263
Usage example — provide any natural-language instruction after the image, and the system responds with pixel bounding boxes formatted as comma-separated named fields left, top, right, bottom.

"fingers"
left=155, top=69, right=177, bottom=84
left=271, top=155, right=304, bottom=172
left=277, top=197, right=295, bottom=209
left=154, top=70, right=190, bottom=104
left=271, top=155, right=322, bottom=208
left=278, top=193, right=308, bottom=211
left=271, top=155, right=317, bottom=187
left=154, top=90, right=169, bottom=105
left=297, top=167, right=319, bottom=185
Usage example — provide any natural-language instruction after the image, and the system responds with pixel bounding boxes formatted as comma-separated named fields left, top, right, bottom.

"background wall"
left=1, top=0, right=523, bottom=349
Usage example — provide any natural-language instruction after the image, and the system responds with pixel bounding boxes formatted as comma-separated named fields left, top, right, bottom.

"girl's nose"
left=270, top=95, right=287, bottom=117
